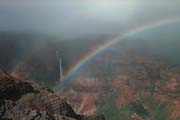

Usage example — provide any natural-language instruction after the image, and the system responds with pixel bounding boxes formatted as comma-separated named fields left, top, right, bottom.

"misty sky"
left=0, top=0, right=180, bottom=37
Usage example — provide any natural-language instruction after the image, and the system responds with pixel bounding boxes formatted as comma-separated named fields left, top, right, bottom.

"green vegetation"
left=46, top=87, right=54, bottom=93
left=143, top=97, right=171, bottom=120
left=98, top=93, right=132, bottom=120
left=97, top=91, right=171, bottom=120
left=128, top=102, right=149, bottom=118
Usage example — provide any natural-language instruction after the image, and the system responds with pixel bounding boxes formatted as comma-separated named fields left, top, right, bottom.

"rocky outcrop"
left=0, top=69, right=104, bottom=120
left=0, top=69, right=34, bottom=100
left=0, top=99, right=77, bottom=120
left=14, top=92, right=82, bottom=119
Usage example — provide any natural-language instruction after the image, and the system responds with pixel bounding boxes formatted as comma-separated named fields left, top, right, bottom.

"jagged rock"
left=0, top=99, right=76, bottom=120
left=0, top=99, right=15, bottom=116
left=0, top=69, right=34, bottom=100
left=16, top=92, right=82, bottom=120
left=35, top=92, right=82, bottom=119
left=0, top=69, right=105, bottom=120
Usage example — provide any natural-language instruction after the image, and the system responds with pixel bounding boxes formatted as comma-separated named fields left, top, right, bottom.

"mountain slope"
left=58, top=50, right=180, bottom=120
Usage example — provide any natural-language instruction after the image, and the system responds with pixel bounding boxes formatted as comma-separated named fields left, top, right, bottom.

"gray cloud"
left=0, top=0, right=180, bottom=37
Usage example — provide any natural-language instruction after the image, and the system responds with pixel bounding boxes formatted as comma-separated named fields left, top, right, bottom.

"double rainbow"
left=62, top=16, right=180, bottom=85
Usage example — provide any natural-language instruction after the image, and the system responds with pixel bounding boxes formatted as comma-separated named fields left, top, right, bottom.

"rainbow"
left=61, top=16, right=180, bottom=85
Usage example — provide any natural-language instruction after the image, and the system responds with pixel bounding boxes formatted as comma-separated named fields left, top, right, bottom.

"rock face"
left=0, top=69, right=105, bottom=120
left=0, top=99, right=64, bottom=120
left=0, top=69, right=34, bottom=100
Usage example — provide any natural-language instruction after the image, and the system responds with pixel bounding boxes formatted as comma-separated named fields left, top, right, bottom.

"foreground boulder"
left=0, top=69, right=105, bottom=120
left=0, top=69, right=34, bottom=100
